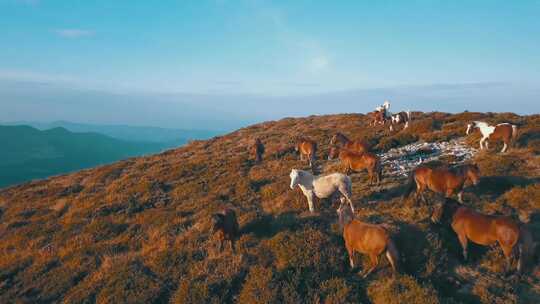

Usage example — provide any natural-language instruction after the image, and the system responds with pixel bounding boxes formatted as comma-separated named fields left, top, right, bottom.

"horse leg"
left=307, top=194, right=315, bottom=213
left=362, top=254, right=379, bottom=278
left=457, top=191, right=464, bottom=203
left=346, top=244, right=355, bottom=269
left=457, top=233, right=468, bottom=261
left=500, top=243, right=514, bottom=274
left=479, top=138, right=485, bottom=150
left=501, top=142, right=508, bottom=153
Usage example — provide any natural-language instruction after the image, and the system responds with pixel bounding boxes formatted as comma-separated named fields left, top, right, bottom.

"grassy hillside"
left=0, top=112, right=538, bottom=303
left=0, top=125, right=171, bottom=188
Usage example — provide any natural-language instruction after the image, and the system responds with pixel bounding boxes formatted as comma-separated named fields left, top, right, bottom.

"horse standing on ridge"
left=466, top=121, right=518, bottom=153
left=289, top=169, right=355, bottom=213
left=251, top=138, right=265, bottom=163
left=330, top=132, right=370, bottom=153
left=295, top=138, right=317, bottom=168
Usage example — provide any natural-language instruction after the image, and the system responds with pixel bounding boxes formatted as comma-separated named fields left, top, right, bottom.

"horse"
left=337, top=203, right=399, bottom=277
left=402, top=164, right=480, bottom=203
left=289, top=169, right=355, bottom=213
left=211, top=208, right=240, bottom=253
left=295, top=138, right=317, bottom=168
left=328, top=146, right=382, bottom=185
left=369, top=110, right=387, bottom=126
left=330, top=132, right=370, bottom=153
left=466, top=121, right=518, bottom=153
left=250, top=138, right=265, bottom=163
left=389, top=111, right=411, bottom=131
left=431, top=199, right=534, bottom=273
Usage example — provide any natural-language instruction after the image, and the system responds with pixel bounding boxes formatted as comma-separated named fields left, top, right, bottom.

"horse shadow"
left=241, top=211, right=331, bottom=239
left=475, top=176, right=540, bottom=199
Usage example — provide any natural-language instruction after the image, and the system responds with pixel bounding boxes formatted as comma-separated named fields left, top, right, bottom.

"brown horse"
left=295, top=138, right=317, bottom=168
left=432, top=199, right=533, bottom=273
left=328, top=146, right=381, bottom=185
left=330, top=132, right=370, bottom=153
left=338, top=203, right=399, bottom=277
left=211, top=208, right=240, bottom=252
left=250, top=138, right=265, bottom=163
left=369, top=110, right=387, bottom=126
left=402, top=164, right=480, bottom=203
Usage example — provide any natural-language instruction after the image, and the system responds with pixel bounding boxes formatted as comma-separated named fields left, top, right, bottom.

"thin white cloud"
left=54, top=29, right=95, bottom=39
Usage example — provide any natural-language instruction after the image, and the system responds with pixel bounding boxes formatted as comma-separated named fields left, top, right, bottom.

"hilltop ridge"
left=0, top=111, right=538, bottom=303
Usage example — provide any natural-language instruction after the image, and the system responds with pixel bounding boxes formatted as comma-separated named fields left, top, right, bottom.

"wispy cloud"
left=54, top=29, right=95, bottom=39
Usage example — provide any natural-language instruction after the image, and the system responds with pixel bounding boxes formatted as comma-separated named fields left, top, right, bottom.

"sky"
left=0, top=0, right=539, bottom=129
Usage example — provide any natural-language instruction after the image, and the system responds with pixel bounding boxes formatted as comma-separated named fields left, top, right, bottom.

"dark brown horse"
left=211, top=208, right=240, bottom=252
left=328, top=146, right=381, bottom=184
left=338, top=203, right=399, bottom=277
left=250, top=138, right=265, bottom=163
left=295, top=138, right=317, bottom=168
left=402, top=164, right=480, bottom=203
left=369, top=110, right=387, bottom=126
left=330, top=132, right=370, bottom=153
left=432, top=199, right=534, bottom=273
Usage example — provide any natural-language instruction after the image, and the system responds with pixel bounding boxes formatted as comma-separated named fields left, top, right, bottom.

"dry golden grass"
left=0, top=111, right=538, bottom=303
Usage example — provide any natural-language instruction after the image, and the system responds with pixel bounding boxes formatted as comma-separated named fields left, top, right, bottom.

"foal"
left=295, top=138, right=317, bottom=168
left=402, top=164, right=480, bottom=203
left=466, top=121, right=518, bottom=153
left=328, top=146, right=381, bottom=185
left=338, top=203, right=399, bottom=277
left=330, top=132, right=370, bottom=153
left=432, top=199, right=533, bottom=273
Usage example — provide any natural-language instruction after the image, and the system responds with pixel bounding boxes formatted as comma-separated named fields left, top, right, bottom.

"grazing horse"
left=432, top=199, right=533, bottom=273
left=250, top=138, right=265, bottom=163
left=328, top=146, right=381, bottom=185
left=211, top=208, right=240, bottom=252
left=289, top=169, right=355, bottom=213
left=389, top=111, right=411, bottom=131
left=295, top=138, right=317, bottom=168
left=330, top=132, right=370, bottom=153
left=338, top=203, right=399, bottom=277
left=466, top=121, right=518, bottom=153
left=402, top=164, right=480, bottom=203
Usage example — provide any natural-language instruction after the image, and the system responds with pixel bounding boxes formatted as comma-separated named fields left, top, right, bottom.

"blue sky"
left=0, top=0, right=539, bottom=128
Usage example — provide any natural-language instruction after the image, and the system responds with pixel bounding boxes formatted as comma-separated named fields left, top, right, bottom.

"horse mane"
left=338, top=204, right=355, bottom=227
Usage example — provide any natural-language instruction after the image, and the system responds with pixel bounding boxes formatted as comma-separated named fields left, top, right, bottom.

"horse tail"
left=386, top=238, right=399, bottom=273
left=511, top=125, right=518, bottom=146
left=401, top=170, right=417, bottom=202
left=375, top=157, right=383, bottom=184
left=406, top=110, right=411, bottom=121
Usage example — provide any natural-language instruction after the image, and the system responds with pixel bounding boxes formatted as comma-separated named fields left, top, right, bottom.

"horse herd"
left=212, top=110, right=531, bottom=278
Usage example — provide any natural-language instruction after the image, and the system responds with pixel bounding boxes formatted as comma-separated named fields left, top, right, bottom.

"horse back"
left=345, top=220, right=388, bottom=254
left=490, top=124, right=513, bottom=140
left=344, top=141, right=369, bottom=153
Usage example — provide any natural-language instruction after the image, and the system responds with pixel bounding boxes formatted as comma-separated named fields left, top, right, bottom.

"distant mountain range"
left=4, top=120, right=221, bottom=145
left=0, top=123, right=221, bottom=188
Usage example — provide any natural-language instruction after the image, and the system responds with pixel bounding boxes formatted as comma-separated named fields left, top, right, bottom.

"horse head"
left=337, top=202, right=354, bottom=228
left=289, top=169, right=301, bottom=189
left=328, top=146, right=340, bottom=160
left=211, top=213, right=225, bottom=233
left=431, top=199, right=461, bottom=224
left=464, top=164, right=481, bottom=186
left=466, top=121, right=479, bottom=135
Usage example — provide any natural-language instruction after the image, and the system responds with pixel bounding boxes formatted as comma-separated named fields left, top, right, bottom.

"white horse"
left=289, top=169, right=354, bottom=213
left=466, top=121, right=517, bottom=153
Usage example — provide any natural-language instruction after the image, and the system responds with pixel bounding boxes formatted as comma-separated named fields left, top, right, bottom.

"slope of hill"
left=0, top=125, right=172, bottom=188
left=4, top=120, right=222, bottom=145
left=0, top=112, right=538, bottom=303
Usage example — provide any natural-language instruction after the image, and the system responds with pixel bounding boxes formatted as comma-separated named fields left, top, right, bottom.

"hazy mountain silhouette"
left=0, top=125, right=182, bottom=188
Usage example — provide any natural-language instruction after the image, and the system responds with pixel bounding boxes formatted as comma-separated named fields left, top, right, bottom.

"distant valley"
left=0, top=123, right=221, bottom=188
